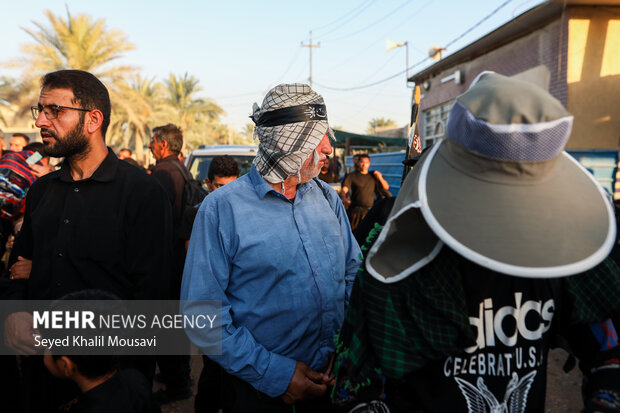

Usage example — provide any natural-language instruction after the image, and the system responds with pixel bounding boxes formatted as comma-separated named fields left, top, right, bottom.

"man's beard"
left=41, top=115, right=89, bottom=159
left=299, top=150, right=323, bottom=183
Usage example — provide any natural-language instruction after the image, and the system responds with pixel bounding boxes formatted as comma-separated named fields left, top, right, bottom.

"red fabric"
left=0, top=150, right=40, bottom=219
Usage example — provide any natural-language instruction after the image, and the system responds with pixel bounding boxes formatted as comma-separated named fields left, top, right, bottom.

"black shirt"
left=66, top=369, right=160, bottom=413
left=402, top=264, right=558, bottom=413
left=149, top=155, right=189, bottom=296
left=150, top=155, right=186, bottom=227
left=318, top=170, right=339, bottom=183
left=352, top=196, right=396, bottom=246
left=7, top=148, right=173, bottom=300
left=178, top=206, right=199, bottom=242
left=342, top=171, right=379, bottom=208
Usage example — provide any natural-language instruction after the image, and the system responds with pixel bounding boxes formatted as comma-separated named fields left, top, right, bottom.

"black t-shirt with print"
left=401, top=260, right=559, bottom=413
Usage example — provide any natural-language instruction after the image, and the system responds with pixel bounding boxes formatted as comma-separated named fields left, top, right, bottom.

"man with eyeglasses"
left=3, top=69, right=173, bottom=412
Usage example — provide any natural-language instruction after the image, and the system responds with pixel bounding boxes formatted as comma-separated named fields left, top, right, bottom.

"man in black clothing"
left=149, top=124, right=186, bottom=240
left=148, top=123, right=193, bottom=403
left=50, top=366, right=160, bottom=413
left=340, top=154, right=389, bottom=230
left=3, top=69, right=173, bottom=412
left=42, top=290, right=160, bottom=413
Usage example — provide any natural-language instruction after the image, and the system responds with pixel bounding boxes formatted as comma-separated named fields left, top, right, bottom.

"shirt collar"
left=249, top=165, right=278, bottom=200
left=156, top=154, right=179, bottom=164
left=58, top=147, right=119, bottom=183
left=249, top=164, right=313, bottom=201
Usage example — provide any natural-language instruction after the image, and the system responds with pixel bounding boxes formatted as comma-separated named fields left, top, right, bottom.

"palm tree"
left=7, top=8, right=141, bottom=153
left=241, top=123, right=255, bottom=141
left=19, top=8, right=135, bottom=80
left=367, top=117, right=397, bottom=135
left=162, top=73, right=225, bottom=149
left=107, top=75, right=157, bottom=162
left=0, top=77, right=16, bottom=127
left=6, top=9, right=238, bottom=157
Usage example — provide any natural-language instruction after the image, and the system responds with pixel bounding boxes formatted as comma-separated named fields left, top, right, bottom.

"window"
left=422, top=101, right=453, bottom=148
left=188, top=155, right=255, bottom=182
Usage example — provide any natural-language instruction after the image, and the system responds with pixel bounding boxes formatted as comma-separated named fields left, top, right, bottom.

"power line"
left=321, top=0, right=413, bottom=43
left=314, top=58, right=428, bottom=91
left=311, top=0, right=375, bottom=34
left=313, top=0, right=377, bottom=38
left=293, top=61, right=309, bottom=83
left=315, top=0, right=515, bottom=91
left=275, top=46, right=302, bottom=83
left=358, top=50, right=402, bottom=84
left=323, top=0, right=433, bottom=72
left=444, top=0, right=514, bottom=49
left=301, top=32, right=321, bottom=88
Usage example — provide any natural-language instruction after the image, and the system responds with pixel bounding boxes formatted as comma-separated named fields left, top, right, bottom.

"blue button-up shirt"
left=181, top=166, right=361, bottom=397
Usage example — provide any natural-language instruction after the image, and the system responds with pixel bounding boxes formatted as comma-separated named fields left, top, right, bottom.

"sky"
left=0, top=0, right=547, bottom=134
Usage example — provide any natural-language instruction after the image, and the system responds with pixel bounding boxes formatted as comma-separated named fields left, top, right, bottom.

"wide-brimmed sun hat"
left=250, top=83, right=334, bottom=183
left=367, top=72, right=615, bottom=281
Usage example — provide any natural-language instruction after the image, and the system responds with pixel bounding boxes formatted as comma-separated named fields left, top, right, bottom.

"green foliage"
left=1, top=8, right=245, bottom=160
left=20, top=8, right=135, bottom=78
left=241, top=123, right=255, bottom=141
left=161, top=73, right=225, bottom=149
left=366, top=117, right=397, bottom=135
left=0, top=77, right=17, bottom=127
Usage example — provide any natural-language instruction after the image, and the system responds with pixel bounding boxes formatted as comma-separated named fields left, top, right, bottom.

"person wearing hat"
left=332, top=72, right=620, bottom=412
left=181, top=84, right=361, bottom=412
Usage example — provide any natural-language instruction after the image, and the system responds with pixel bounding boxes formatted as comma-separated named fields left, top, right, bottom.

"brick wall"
left=417, top=18, right=569, bottom=143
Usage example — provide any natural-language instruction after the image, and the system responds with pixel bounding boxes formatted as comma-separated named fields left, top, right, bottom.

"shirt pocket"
left=323, top=235, right=345, bottom=281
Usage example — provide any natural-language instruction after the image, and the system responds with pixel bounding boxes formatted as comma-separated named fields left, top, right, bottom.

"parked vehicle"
left=347, top=149, right=619, bottom=199
left=566, top=149, right=618, bottom=197
left=185, top=145, right=258, bottom=188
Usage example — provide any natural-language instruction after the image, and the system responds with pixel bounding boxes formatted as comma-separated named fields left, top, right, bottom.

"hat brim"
left=366, top=149, right=443, bottom=283
left=367, top=140, right=616, bottom=281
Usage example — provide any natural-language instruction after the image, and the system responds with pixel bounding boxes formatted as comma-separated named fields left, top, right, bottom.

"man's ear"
left=205, top=178, right=214, bottom=192
left=59, top=356, right=77, bottom=378
left=85, top=109, right=104, bottom=135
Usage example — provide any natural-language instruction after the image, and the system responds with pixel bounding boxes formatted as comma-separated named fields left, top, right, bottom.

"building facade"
left=409, top=0, right=620, bottom=150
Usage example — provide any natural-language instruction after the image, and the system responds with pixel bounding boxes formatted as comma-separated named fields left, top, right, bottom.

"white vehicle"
left=185, top=145, right=258, bottom=187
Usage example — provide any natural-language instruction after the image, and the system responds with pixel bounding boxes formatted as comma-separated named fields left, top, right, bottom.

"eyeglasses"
left=31, top=104, right=91, bottom=120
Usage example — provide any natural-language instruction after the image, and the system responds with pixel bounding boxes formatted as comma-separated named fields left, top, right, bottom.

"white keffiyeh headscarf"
left=251, top=83, right=334, bottom=184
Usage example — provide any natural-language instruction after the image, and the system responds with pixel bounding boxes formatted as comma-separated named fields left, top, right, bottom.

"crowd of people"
left=0, top=69, right=617, bottom=413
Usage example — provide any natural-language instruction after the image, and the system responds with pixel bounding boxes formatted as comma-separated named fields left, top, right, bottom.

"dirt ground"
left=158, top=348, right=584, bottom=413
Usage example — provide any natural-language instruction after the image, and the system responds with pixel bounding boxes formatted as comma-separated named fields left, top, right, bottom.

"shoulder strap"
left=169, top=159, right=191, bottom=183
left=313, top=178, right=337, bottom=215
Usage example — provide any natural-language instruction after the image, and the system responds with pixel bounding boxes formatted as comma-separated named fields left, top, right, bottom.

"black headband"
left=250, top=104, right=328, bottom=127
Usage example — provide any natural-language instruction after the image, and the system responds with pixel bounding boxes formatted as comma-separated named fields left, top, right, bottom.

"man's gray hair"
left=152, top=124, right=183, bottom=154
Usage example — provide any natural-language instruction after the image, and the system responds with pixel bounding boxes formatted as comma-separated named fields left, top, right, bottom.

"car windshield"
left=188, top=155, right=255, bottom=182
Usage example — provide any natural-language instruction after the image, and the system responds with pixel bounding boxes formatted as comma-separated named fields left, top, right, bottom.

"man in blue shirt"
left=181, top=84, right=361, bottom=412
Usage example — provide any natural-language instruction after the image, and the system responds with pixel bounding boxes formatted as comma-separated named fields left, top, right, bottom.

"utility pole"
left=301, top=31, right=320, bottom=88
